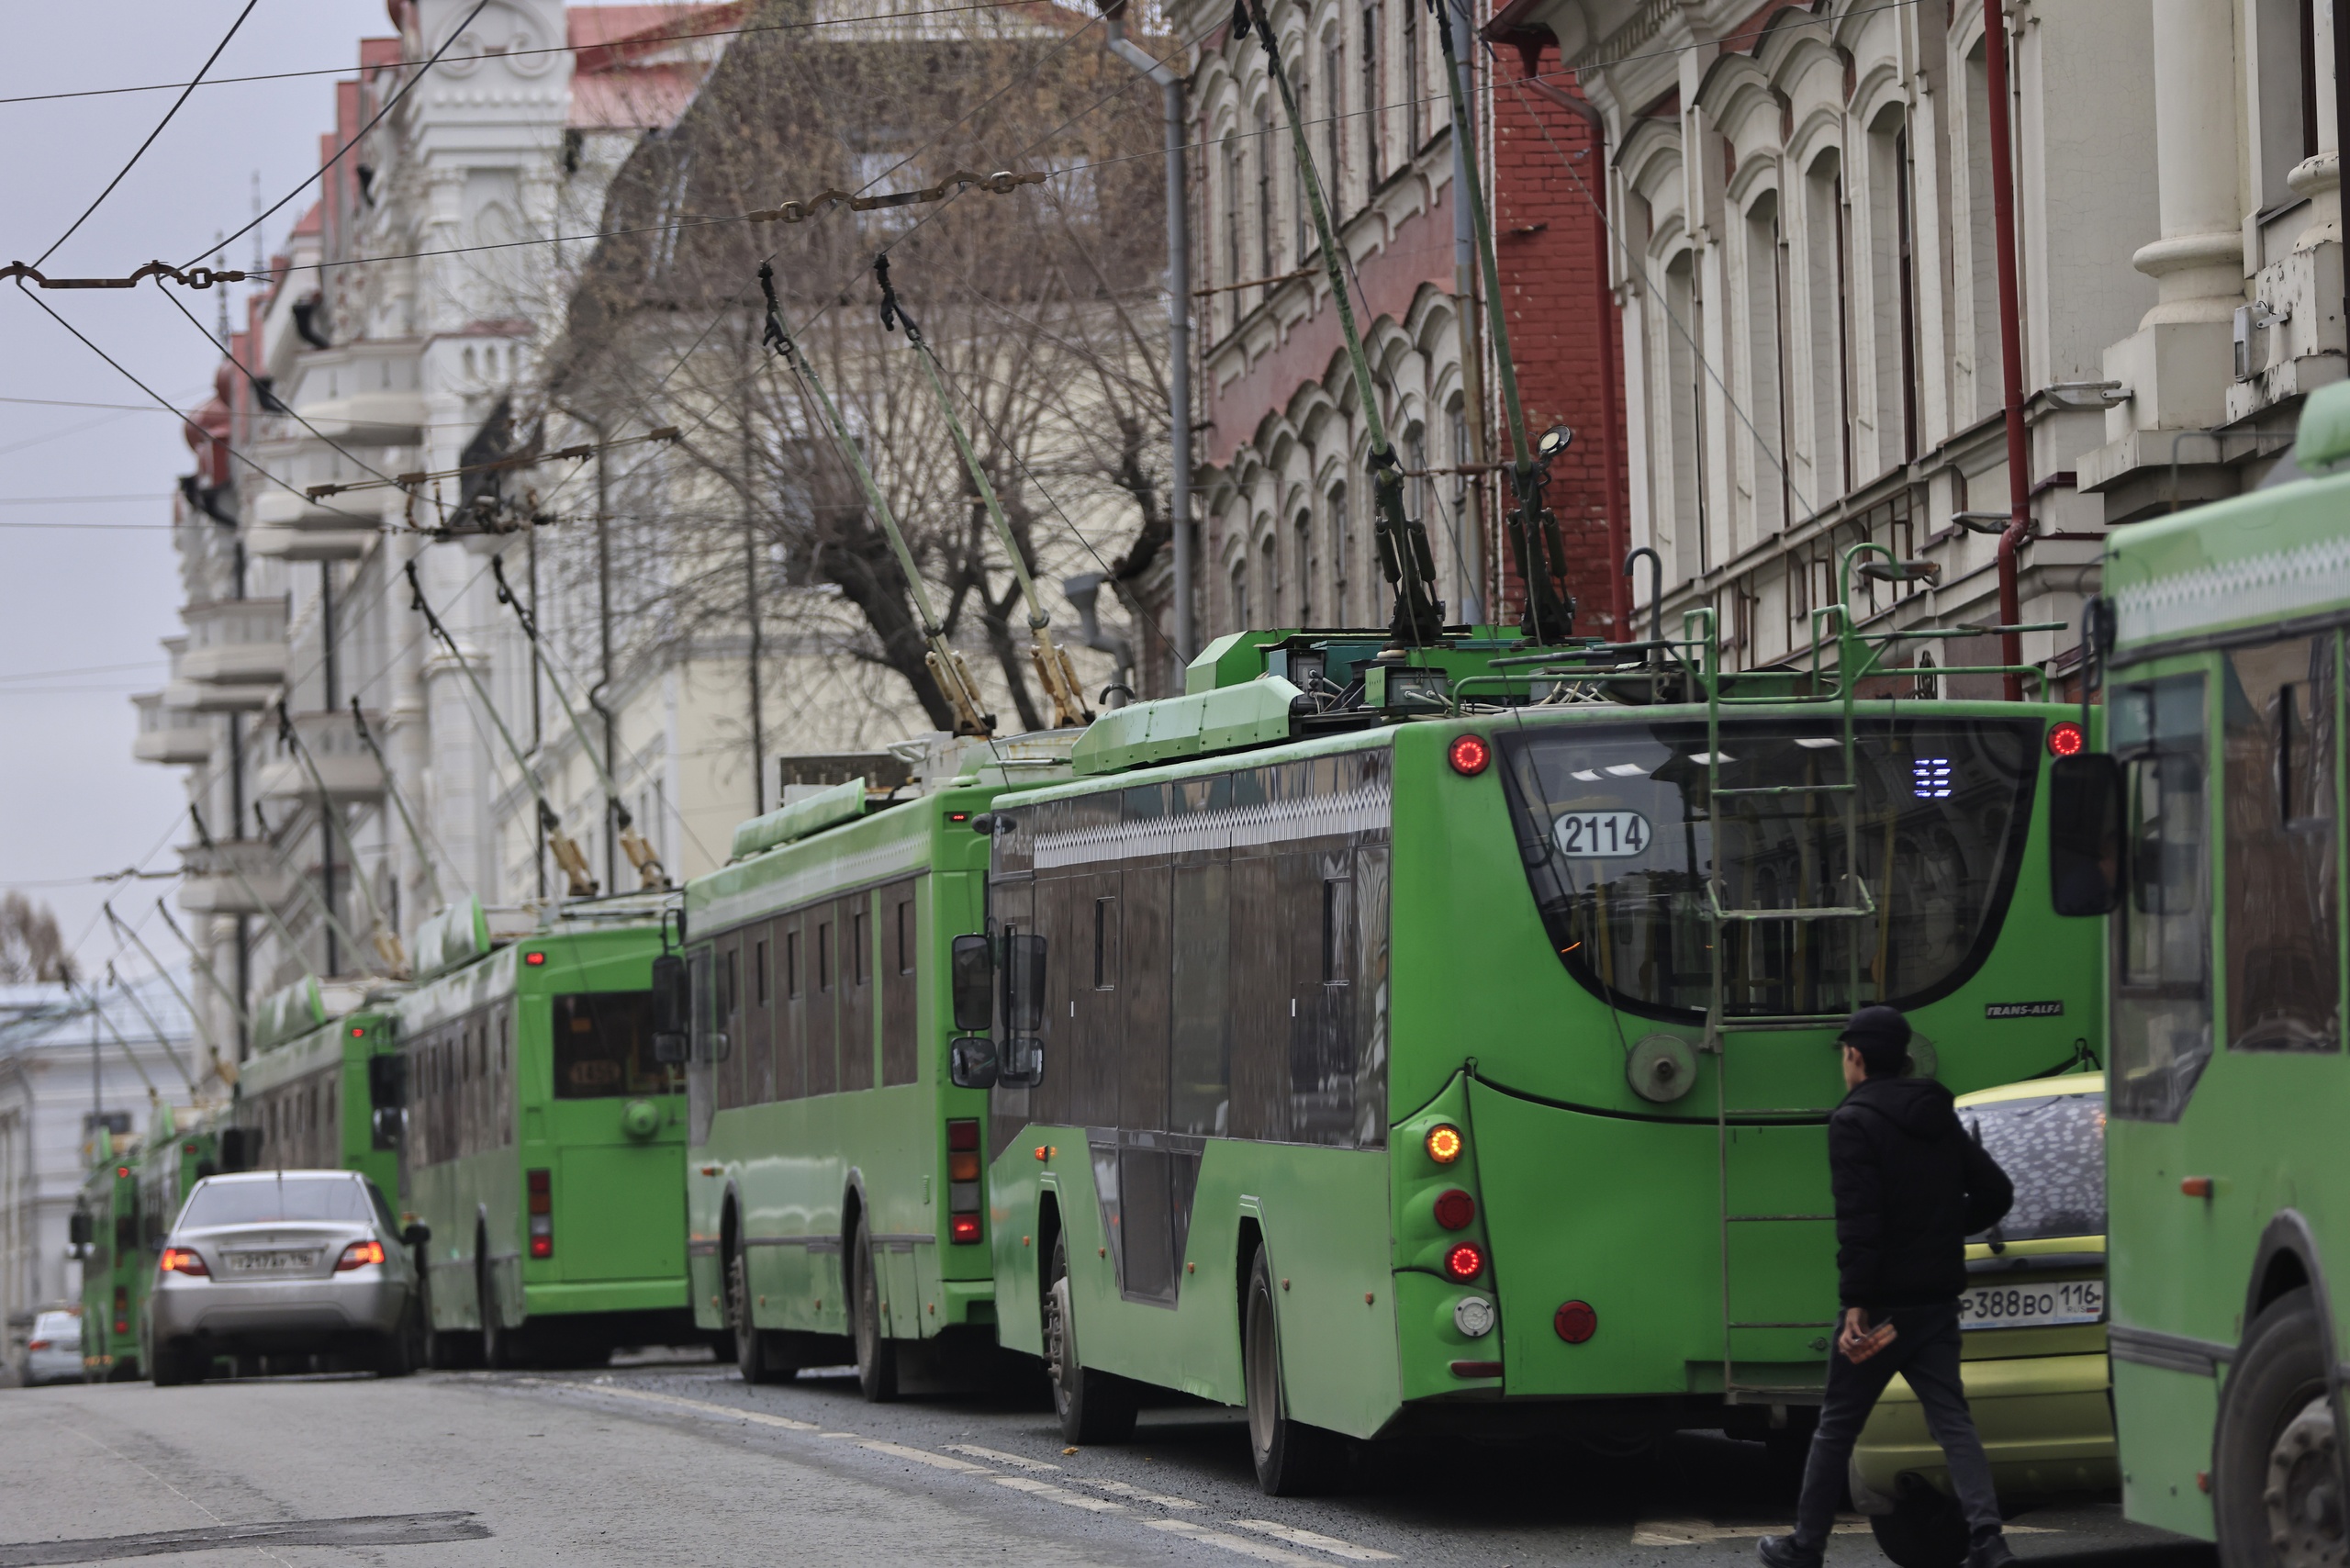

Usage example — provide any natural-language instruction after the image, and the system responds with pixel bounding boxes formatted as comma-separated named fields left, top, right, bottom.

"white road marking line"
left=949, top=1443, right=1063, bottom=1471
left=1080, top=1478, right=1200, bottom=1508
left=858, top=1440, right=993, bottom=1473
left=560, top=1382, right=822, bottom=1431
left=1628, top=1517, right=1883, bottom=1545
left=1228, top=1519, right=1397, bottom=1560
left=1150, top=1519, right=1323, bottom=1564
left=990, top=1474, right=1127, bottom=1511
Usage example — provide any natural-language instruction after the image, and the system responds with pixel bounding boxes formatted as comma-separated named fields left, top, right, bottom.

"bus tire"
left=851, top=1215, right=899, bottom=1403
left=1866, top=1474, right=1969, bottom=1568
left=149, top=1341, right=189, bottom=1388
left=420, top=1256, right=475, bottom=1371
left=479, top=1247, right=517, bottom=1371
left=1244, top=1248, right=1342, bottom=1495
left=2215, top=1285, right=2346, bottom=1566
left=1047, top=1231, right=1136, bottom=1444
left=732, top=1249, right=794, bottom=1384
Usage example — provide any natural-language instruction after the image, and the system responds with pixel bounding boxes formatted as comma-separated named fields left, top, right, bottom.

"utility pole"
left=1448, top=1, right=1488, bottom=624
left=1104, top=5, right=1193, bottom=683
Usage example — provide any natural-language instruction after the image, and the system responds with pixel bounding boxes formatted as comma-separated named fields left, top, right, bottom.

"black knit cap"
left=1839, top=1003, right=1911, bottom=1068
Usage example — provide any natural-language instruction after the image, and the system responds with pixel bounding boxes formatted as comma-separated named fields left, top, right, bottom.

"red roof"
left=569, top=4, right=741, bottom=74
left=289, top=199, right=324, bottom=239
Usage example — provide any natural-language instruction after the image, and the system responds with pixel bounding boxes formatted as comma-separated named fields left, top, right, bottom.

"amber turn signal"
left=1425, top=1124, right=1463, bottom=1164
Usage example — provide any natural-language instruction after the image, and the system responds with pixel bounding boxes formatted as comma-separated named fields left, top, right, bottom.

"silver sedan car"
left=19, top=1308, right=83, bottom=1386
left=148, top=1170, right=428, bottom=1383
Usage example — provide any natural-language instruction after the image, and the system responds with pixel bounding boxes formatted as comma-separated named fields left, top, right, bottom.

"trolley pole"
left=1106, top=5, right=1193, bottom=683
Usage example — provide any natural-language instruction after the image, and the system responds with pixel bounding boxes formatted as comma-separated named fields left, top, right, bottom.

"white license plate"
left=222, top=1249, right=319, bottom=1275
left=1959, top=1277, right=2105, bottom=1330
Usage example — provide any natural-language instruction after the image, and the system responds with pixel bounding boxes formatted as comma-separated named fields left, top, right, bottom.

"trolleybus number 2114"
left=1553, top=810, right=1652, bottom=857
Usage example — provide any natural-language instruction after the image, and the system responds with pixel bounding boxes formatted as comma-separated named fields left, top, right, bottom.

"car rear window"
left=178, top=1174, right=372, bottom=1228
left=1962, top=1090, right=2105, bottom=1243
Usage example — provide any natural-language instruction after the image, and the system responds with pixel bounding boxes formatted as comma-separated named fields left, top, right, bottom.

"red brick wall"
left=1488, top=50, right=1630, bottom=638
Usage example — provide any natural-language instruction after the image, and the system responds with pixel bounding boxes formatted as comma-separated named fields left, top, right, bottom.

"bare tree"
left=526, top=5, right=1177, bottom=736
left=0, top=893, right=75, bottom=985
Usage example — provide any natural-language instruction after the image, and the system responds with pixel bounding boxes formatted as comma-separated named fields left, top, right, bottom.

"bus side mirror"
left=949, top=1036, right=999, bottom=1089
left=951, top=935, right=994, bottom=1033
left=1003, top=934, right=1046, bottom=1034
left=68, top=1212, right=91, bottom=1248
left=651, top=953, right=689, bottom=1032
left=366, top=1055, right=407, bottom=1109
left=2049, top=754, right=2123, bottom=916
left=402, top=1223, right=431, bottom=1249
left=652, top=1031, right=689, bottom=1066
left=218, top=1127, right=257, bottom=1173
left=370, top=1107, right=404, bottom=1151
left=1001, top=1036, right=1045, bottom=1089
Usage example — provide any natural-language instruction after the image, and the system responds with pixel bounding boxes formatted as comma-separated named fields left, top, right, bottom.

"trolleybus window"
left=553, top=991, right=663, bottom=1099
left=2222, top=637, right=2339, bottom=1053
left=1497, top=718, right=2036, bottom=1017
left=1961, top=1091, right=2105, bottom=1242
left=2110, top=674, right=2210, bottom=1121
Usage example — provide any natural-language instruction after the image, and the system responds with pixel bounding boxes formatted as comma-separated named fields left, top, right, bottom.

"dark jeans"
left=1793, top=1302, right=2003, bottom=1554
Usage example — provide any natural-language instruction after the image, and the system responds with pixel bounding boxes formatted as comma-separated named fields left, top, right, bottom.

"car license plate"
left=1960, top=1277, right=2104, bottom=1330
left=222, top=1249, right=319, bottom=1275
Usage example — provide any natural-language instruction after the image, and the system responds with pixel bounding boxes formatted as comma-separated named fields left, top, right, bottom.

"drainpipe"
left=1983, top=0, right=2032, bottom=700
left=1105, top=6, right=1194, bottom=682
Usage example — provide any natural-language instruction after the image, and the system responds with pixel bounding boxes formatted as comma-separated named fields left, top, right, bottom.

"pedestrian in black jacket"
left=1760, top=1005, right=2018, bottom=1568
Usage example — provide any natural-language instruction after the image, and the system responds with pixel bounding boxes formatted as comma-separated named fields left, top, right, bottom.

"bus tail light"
left=1425, top=1124, right=1463, bottom=1165
left=159, top=1249, right=207, bottom=1278
left=946, top=1119, right=982, bottom=1243
left=2047, top=721, right=2085, bottom=757
left=1448, top=734, right=1493, bottom=776
left=1433, top=1189, right=1476, bottom=1230
left=528, top=1168, right=553, bottom=1259
left=113, top=1286, right=130, bottom=1334
left=1443, top=1242, right=1485, bottom=1282
left=335, top=1239, right=386, bottom=1271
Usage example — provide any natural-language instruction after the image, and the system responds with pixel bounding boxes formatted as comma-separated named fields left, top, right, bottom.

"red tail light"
left=159, top=1248, right=208, bottom=1278
left=26, top=1338, right=50, bottom=1351
left=113, top=1285, right=130, bottom=1333
left=335, top=1239, right=386, bottom=1271
left=2047, top=721, right=2085, bottom=757
left=528, top=1168, right=553, bottom=1259
left=1432, top=1189, right=1476, bottom=1230
left=1448, top=734, right=1493, bottom=776
left=1443, top=1242, right=1485, bottom=1282
left=946, top=1120, right=981, bottom=1243
left=1555, top=1299, right=1598, bottom=1343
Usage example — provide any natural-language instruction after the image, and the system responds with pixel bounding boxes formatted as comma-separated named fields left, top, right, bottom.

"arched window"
left=1328, top=482, right=1351, bottom=624
left=1803, top=148, right=1850, bottom=498
left=1743, top=190, right=1788, bottom=541
left=1402, top=0, right=1421, bottom=151
left=1360, top=1, right=1383, bottom=189
left=1231, top=554, right=1250, bottom=631
left=1295, top=510, right=1316, bottom=624
left=1223, top=129, right=1244, bottom=323
left=1321, top=28, right=1347, bottom=213
left=1261, top=530, right=1281, bottom=623
left=1256, top=98, right=1277, bottom=280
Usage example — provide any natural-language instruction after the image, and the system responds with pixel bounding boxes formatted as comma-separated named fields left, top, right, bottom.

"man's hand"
left=1837, top=1305, right=1897, bottom=1363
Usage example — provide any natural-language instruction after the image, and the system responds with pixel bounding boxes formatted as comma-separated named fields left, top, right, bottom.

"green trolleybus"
left=973, top=584, right=2104, bottom=1492
left=237, top=976, right=404, bottom=1198
left=677, top=738, right=1080, bottom=1395
left=72, top=1130, right=141, bottom=1381
left=2050, top=378, right=2350, bottom=1563
left=386, top=893, right=691, bottom=1367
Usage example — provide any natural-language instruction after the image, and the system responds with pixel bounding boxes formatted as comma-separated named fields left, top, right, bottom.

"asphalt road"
left=2, top=1351, right=2216, bottom=1567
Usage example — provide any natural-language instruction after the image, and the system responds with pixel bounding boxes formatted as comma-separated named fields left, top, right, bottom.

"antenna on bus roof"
left=275, top=700, right=408, bottom=975
left=874, top=254, right=1092, bottom=729
left=487, top=554, right=670, bottom=890
left=103, top=904, right=227, bottom=1092
left=759, top=261, right=995, bottom=738
left=348, top=699, right=449, bottom=913
left=1236, top=0, right=1443, bottom=655
left=403, top=561, right=599, bottom=900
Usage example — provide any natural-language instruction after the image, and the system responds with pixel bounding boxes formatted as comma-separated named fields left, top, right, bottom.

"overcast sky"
left=0, top=2, right=387, bottom=972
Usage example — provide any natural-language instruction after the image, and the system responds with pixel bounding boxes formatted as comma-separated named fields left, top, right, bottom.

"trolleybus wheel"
left=2216, top=1286, right=2346, bottom=1567
left=731, top=1249, right=794, bottom=1384
left=1046, top=1231, right=1136, bottom=1445
left=1865, top=1474, right=1969, bottom=1568
left=851, top=1215, right=899, bottom=1403
left=479, top=1245, right=517, bottom=1371
left=419, top=1255, right=473, bottom=1371
left=1243, top=1248, right=1341, bottom=1495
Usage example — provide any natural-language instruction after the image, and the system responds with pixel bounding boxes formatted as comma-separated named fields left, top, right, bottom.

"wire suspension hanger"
left=404, top=561, right=599, bottom=898
left=874, top=254, right=1091, bottom=729
left=760, top=261, right=994, bottom=736
left=488, top=554, right=669, bottom=890
left=1236, top=0, right=1443, bottom=652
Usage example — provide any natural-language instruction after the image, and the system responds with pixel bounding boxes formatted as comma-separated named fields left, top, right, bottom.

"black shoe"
left=1966, top=1532, right=2018, bottom=1568
left=1756, top=1536, right=1822, bottom=1568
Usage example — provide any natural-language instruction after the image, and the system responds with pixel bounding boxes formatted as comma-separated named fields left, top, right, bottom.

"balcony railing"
left=131, top=691, right=212, bottom=766
left=177, top=839, right=294, bottom=916
left=257, top=707, right=386, bottom=803
left=178, top=598, right=287, bottom=688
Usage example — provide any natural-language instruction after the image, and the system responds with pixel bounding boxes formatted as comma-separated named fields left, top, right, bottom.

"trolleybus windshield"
left=1498, top=717, right=2037, bottom=1017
